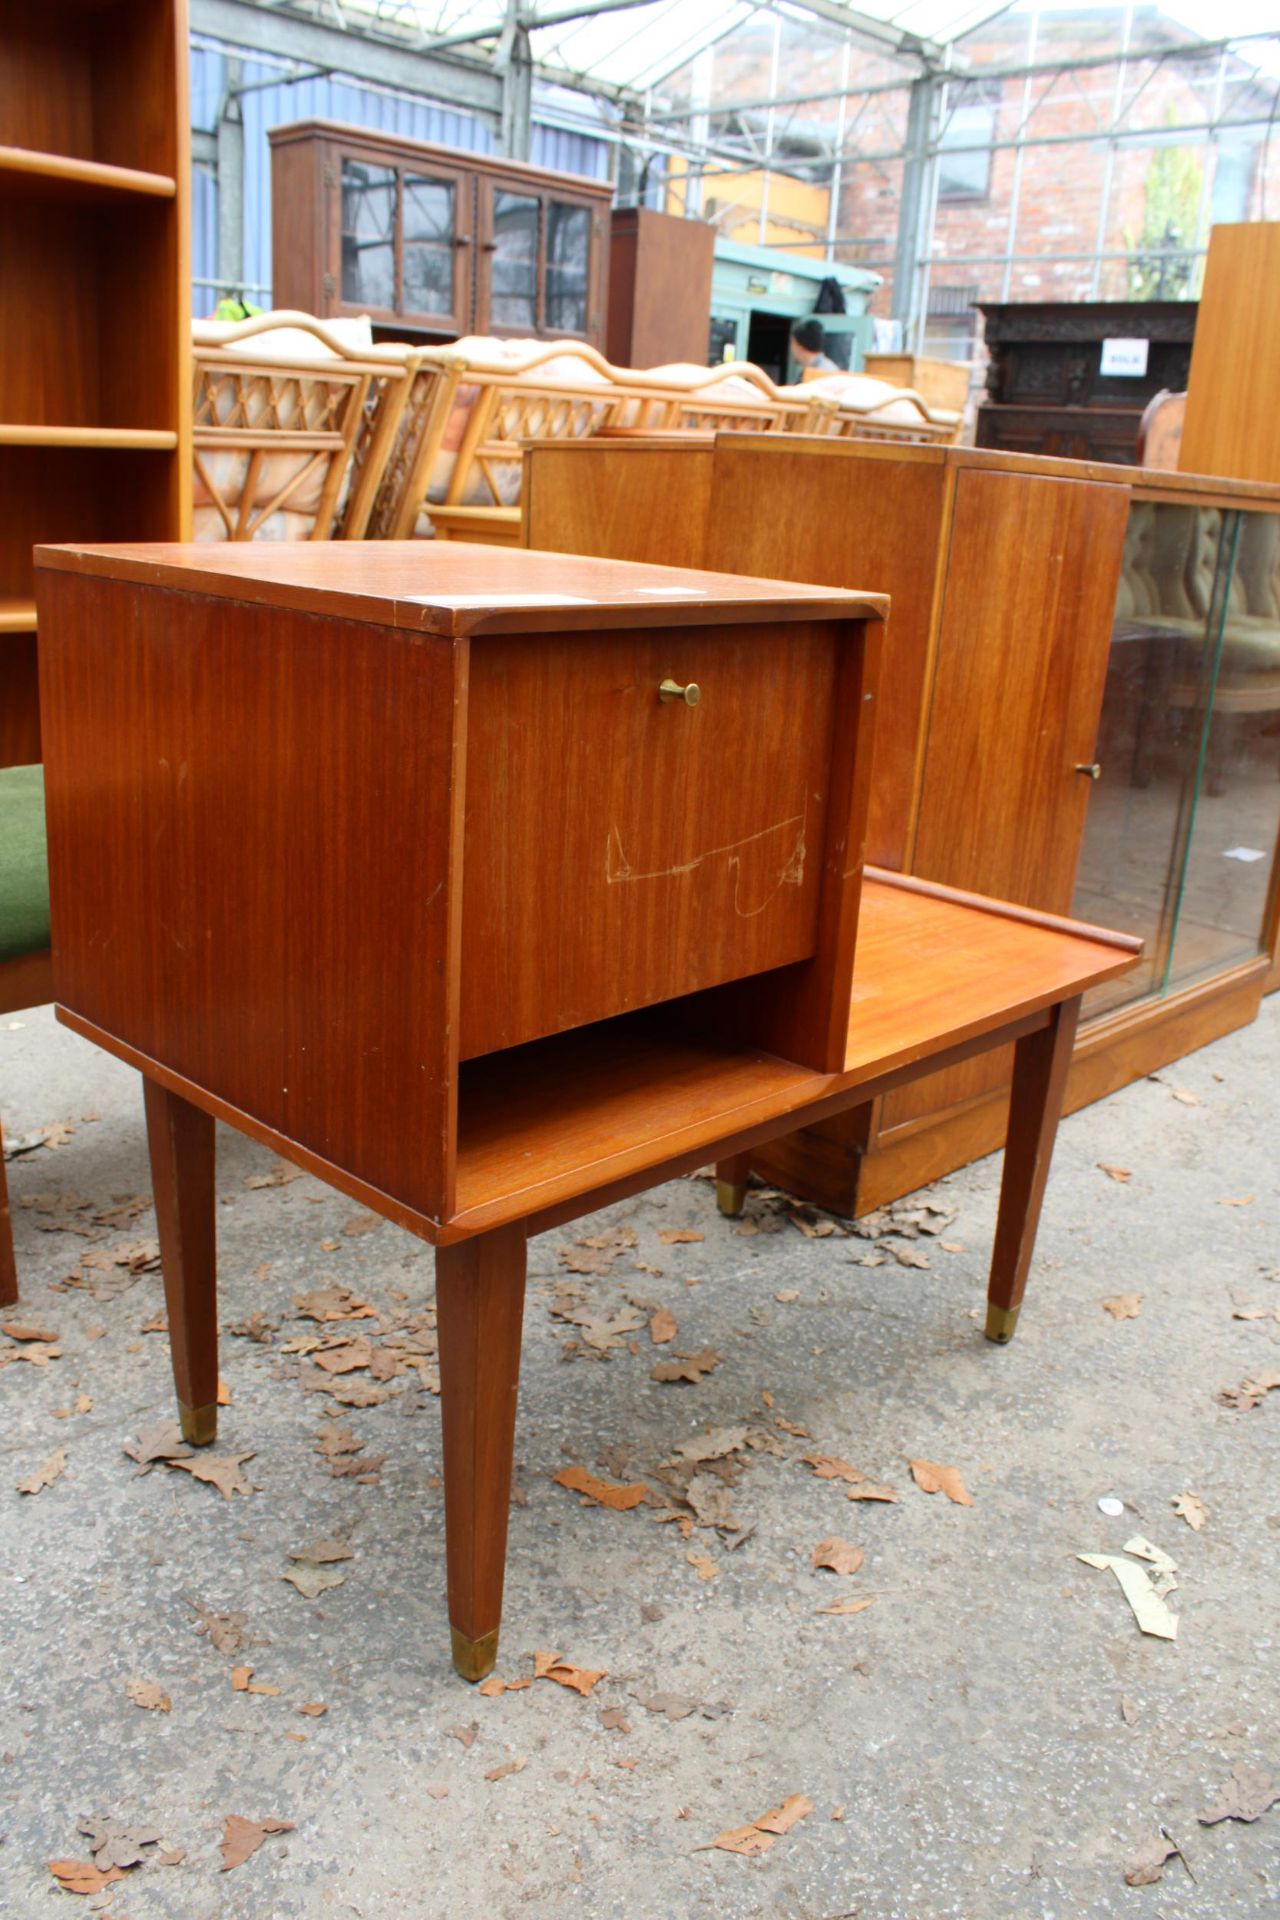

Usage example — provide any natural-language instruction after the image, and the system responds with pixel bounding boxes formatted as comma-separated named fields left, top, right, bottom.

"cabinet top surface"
left=35, top=541, right=886, bottom=637
left=266, top=117, right=615, bottom=199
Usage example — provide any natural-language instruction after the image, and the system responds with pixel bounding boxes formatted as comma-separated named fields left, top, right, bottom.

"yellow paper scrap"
left=1077, top=1552, right=1178, bottom=1641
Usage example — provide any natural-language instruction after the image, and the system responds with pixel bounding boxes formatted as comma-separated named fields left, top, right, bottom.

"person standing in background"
left=790, top=318, right=839, bottom=377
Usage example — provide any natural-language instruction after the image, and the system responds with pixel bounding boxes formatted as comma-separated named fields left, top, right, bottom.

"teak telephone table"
left=33, top=542, right=1141, bottom=1681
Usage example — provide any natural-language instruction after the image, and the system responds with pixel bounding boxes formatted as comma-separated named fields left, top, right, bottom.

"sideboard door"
left=911, top=465, right=1129, bottom=910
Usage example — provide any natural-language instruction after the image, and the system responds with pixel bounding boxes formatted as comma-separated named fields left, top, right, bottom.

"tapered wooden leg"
left=0, top=1121, right=17, bottom=1307
left=986, top=997, right=1081, bottom=1344
left=436, top=1219, right=528, bottom=1683
left=715, top=1150, right=753, bottom=1217
left=143, top=1077, right=218, bottom=1444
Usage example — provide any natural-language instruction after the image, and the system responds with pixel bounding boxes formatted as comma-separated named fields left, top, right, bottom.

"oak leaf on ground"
left=815, top=1595, right=876, bottom=1616
left=908, top=1458, right=973, bottom=1505
left=1173, top=1492, right=1207, bottom=1532
left=220, top=1815, right=294, bottom=1871
left=651, top=1348, right=721, bottom=1384
left=552, top=1464, right=649, bottom=1510
left=801, top=1452, right=864, bottom=1484
left=170, top=1449, right=256, bottom=1499
left=17, top=1447, right=67, bottom=1495
left=534, top=1650, right=607, bottom=1696
left=1102, top=1294, right=1143, bottom=1320
left=127, top=1680, right=172, bottom=1712
left=649, top=1307, right=677, bottom=1344
left=48, top=1860, right=127, bottom=1895
left=705, top=1794, right=813, bottom=1856
left=1199, top=1763, right=1279, bottom=1825
left=811, top=1537, right=864, bottom=1577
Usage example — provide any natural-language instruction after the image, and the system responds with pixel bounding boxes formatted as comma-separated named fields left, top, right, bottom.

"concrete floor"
left=1, top=998, right=1277, bottom=1920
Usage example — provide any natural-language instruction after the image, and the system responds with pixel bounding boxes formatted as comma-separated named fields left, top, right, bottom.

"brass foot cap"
left=716, top=1180, right=747, bottom=1218
left=451, top=1625, right=500, bottom=1683
left=984, top=1303, right=1021, bottom=1345
left=179, top=1401, right=218, bottom=1447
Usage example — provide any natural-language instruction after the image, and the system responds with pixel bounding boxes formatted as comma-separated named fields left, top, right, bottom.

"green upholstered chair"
left=0, top=763, right=53, bottom=1306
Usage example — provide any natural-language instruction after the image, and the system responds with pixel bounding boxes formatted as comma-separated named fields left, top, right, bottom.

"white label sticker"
left=1100, top=337, right=1150, bottom=377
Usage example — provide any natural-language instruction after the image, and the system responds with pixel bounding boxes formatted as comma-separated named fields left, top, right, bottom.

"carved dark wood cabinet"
left=976, top=300, right=1196, bottom=465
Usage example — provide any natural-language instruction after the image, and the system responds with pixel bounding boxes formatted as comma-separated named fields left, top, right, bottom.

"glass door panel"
left=1167, top=508, right=1280, bottom=991
left=340, top=160, right=396, bottom=311
left=491, top=192, right=539, bottom=329
left=403, top=174, right=457, bottom=320
left=1074, top=501, right=1280, bottom=1019
left=545, top=201, right=591, bottom=333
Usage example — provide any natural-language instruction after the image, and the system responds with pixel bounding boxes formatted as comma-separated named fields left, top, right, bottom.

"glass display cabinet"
left=270, top=121, right=612, bottom=348
left=1075, top=490, right=1280, bottom=1021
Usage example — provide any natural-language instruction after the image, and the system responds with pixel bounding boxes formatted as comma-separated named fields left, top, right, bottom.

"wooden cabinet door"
left=459, top=621, right=846, bottom=1058
left=911, top=466, right=1129, bottom=909
left=879, top=464, right=1128, bottom=1134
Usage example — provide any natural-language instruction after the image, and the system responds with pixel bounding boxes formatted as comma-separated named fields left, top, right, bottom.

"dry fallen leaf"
left=170, top=1450, right=256, bottom=1499
left=48, top=1860, right=127, bottom=1895
left=649, top=1306, right=677, bottom=1344
left=1173, top=1492, right=1207, bottom=1532
left=534, top=1650, right=607, bottom=1696
left=1199, top=1763, right=1279, bottom=1826
left=17, top=1447, right=67, bottom=1495
left=245, top=1162, right=303, bottom=1189
left=340, top=1213, right=380, bottom=1237
left=1218, top=1194, right=1255, bottom=1208
left=289, top=1536, right=354, bottom=1564
left=651, top=1348, right=721, bottom=1384
left=1218, top=1371, right=1280, bottom=1411
left=908, top=1459, right=973, bottom=1506
left=801, top=1452, right=864, bottom=1484
left=1097, top=1163, right=1132, bottom=1183
left=811, top=1537, right=864, bottom=1577
left=282, top=1564, right=347, bottom=1599
left=685, top=1548, right=720, bottom=1581
left=220, top=1815, right=294, bottom=1871
left=1102, top=1294, right=1143, bottom=1320
left=293, top=1286, right=377, bottom=1323
left=1, top=1320, right=58, bottom=1342
left=845, top=1482, right=899, bottom=1503
left=552, top=1464, right=649, bottom=1511
left=705, top=1794, right=813, bottom=1856
left=1124, top=1831, right=1184, bottom=1886
left=485, top=1757, right=527, bottom=1781
left=297, top=1702, right=327, bottom=1717
left=77, top=1817, right=162, bottom=1871
left=127, top=1679, right=172, bottom=1713
left=658, top=1229, right=704, bottom=1245
left=815, top=1595, right=876, bottom=1616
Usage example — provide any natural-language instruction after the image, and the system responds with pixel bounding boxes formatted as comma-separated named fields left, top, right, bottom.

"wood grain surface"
left=1181, top=222, right=1280, bottom=485
left=38, top=568, right=464, bottom=1221
left=460, top=621, right=845, bottom=1056
left=37, top=538, right=883, bottom=637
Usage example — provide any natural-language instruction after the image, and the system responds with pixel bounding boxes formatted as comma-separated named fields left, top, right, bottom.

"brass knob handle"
left=659, top=678, right=700, bottom=707
left=1074, top=762, right=1102, bottom=781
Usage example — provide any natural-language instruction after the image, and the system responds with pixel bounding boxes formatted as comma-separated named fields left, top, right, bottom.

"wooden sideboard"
left=270, top=120, right=612, bottom=350
left=525, top=434, right=1280, bottom=1215
left=976, top=300, right=1196, bottom=466
left=33, top=538, right=1141, bottom=1675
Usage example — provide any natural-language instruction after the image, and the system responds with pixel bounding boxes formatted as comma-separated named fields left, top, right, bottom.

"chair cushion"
left=0, top=764, right=50, bottom=963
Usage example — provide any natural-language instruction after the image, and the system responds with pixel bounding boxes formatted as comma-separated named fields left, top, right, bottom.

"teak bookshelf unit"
left=0, top=0, right=191, bottom=768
